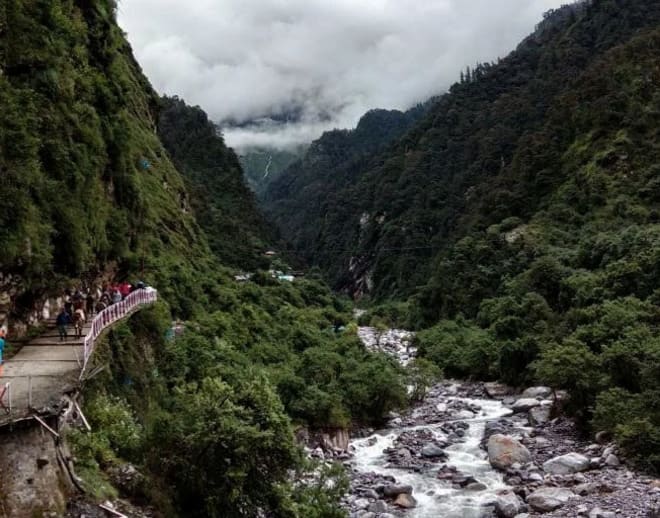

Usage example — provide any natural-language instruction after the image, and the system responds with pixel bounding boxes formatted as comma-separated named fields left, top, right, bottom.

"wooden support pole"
left=34, top=415, right=60, bottom=439
left=74, top=401, right=92, bottom=432
left=99, top=503, right=128, bottom=517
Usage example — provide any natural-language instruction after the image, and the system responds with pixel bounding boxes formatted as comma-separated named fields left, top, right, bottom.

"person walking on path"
left=73, top=308, right=85, bottom=338
left=56, top=308, right=71, bottom=342
left=86, top=291, right=95, bottom=317
left=0, top=329, right=5, bottom=377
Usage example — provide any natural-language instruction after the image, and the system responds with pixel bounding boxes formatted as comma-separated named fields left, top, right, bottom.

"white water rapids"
left=350, top=327, right=514, bottom=517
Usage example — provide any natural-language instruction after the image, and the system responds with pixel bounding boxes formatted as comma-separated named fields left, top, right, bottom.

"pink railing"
left=81, top=288, right=158, bottom=374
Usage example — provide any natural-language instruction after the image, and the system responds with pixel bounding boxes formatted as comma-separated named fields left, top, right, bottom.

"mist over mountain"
left=119, top=0, right=566, bottom=149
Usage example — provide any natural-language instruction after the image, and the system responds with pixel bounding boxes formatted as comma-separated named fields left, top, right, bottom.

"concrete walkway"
left=0, top=288, right=157, bottom=427
left=0, top=321, right=91, bottom=425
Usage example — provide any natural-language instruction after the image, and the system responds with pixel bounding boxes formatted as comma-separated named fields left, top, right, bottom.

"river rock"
left=528, top=405, right=552, bottom=426
left=603, top=453, right=619, bottom=467
left=512, top=398, right=541, bottom=413
left=382, top=484, right=413, bottom=497
left=484, top=382, right=514, bottom=399
left=589, top=507, right=616, bottom=518
left=466, top=481, right=487, bottom=491
left=394, top=493, right=417, bottom=508
left=421, top=444, right=445, bottom=458
left=494, top=489, right=523, bottom=518
left=521, top=386, right=552, bottom=399
left=543, top=452, right=591, bottom=474
left=368, top=500, right=388, bottom=513
left=595, top=430, right=612, bottom=444
left=487, top=434, right=531, bottom=470
left=574, top=482, right=599, bottom=495
left=526, top=487, right=575, bottom=512
left=454, top=409, right=475, bottom=420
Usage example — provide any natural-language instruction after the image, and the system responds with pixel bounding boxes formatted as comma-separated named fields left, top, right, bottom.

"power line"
left=275, top=244, right=442, bottom=254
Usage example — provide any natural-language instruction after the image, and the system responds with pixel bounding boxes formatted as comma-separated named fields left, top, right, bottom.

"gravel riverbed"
left=327, top=327, right=660, bottom=518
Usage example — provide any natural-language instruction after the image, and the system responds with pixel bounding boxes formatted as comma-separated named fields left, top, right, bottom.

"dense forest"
left=0, top=2, right=410, bottom=516
left=266, top=0, right=660, bottom=470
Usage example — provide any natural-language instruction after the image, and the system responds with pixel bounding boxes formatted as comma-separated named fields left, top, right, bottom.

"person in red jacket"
left=119, top=282, right=132, bottom=299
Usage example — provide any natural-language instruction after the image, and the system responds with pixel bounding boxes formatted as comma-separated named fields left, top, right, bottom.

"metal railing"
left=81, top=287, right=158, bottom=374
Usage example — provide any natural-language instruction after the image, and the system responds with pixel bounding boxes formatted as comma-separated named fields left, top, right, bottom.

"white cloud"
left=118, top=0, right=567, bottom=149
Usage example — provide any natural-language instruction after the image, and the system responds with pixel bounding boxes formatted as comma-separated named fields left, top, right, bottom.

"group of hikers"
left=56, top=281, right=146, bottom=342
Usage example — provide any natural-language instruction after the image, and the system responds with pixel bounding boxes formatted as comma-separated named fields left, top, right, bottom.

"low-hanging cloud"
left=118, top=0, right=566, bottom=150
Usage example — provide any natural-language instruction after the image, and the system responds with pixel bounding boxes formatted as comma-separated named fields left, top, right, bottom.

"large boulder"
left=543, top=453, right=591, bottom=475
left=522, top=386, right=552, bottom=399
left=528, top=405, right=552, bottom=426
left=487, top=434, right=531, bottom=470
left=512, top=398, right=541, bottom=413
left=484, top=382, right=514, bottom=399
left=494, top=489, right=523, bottom=518
left=421, top=444, right=445, bottom=458
left=383, top=484, right=413, bottom=497
left=527, top=487, right=575, bottom=512
left=394, top=493, right=417, bottom=509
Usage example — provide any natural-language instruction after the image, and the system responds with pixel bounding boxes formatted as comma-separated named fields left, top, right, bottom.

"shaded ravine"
left=347, top=327, right=513, bottom=517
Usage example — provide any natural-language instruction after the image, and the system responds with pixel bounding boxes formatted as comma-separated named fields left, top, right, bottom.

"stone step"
left=6, top=346, right=83, bottom=362
left=27, top=340, right=84, bottom=346
left=38, top=326, right=92, bottom=338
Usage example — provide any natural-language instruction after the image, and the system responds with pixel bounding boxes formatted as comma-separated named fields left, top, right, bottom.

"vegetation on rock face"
left=265, top=0, right=660, bottom=471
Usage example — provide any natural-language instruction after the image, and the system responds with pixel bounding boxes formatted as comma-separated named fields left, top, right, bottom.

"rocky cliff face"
left=0, top=420, right=72, bottom=517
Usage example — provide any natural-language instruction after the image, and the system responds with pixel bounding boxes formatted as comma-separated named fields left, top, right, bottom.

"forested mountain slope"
left=263, top=104, right=431, bottom=263
left=240, top=145, right=306, bottom=198
left=263, top=0, right=660, bottom=299
left=414, top=26, right=660, bottom=470
left=158, top=96, right=272, bottom=270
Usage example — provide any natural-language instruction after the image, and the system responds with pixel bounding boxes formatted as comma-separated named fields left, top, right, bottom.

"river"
left=347, top=327, right=514, bottom=517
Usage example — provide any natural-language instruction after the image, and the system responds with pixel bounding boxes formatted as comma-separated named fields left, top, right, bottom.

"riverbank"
left=337, top=327, right=660, bottom=517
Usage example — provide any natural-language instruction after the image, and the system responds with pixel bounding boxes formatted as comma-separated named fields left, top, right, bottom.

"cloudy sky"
left=118, top=0, right=566, bottom=149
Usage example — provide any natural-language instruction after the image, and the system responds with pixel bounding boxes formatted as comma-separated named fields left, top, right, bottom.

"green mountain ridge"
left=158, top=96, right=273, bottom=270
